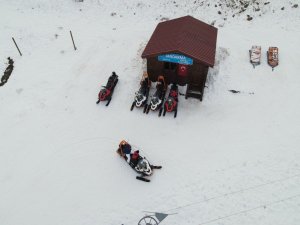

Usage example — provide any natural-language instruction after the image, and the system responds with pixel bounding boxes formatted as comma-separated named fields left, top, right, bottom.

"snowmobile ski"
left=136, top=176, right=150, bottom=182
left=151, top=165, right=162, bottom=169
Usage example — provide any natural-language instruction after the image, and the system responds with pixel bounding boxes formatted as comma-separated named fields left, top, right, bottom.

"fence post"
left=70, top=30, right=77, bottom=50
left=12, top=37, right=22, bottom=56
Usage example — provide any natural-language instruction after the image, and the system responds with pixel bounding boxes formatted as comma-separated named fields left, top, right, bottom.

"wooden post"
left=70, top=30, right=77, bottom=50
left=12, top=37, right=22, bottom=56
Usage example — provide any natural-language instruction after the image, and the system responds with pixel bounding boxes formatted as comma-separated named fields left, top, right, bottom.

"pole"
left=12, top=37, right=22, bottom=56
left=70, top=30, right=77, bottom=50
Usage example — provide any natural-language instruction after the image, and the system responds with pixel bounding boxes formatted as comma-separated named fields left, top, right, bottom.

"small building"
left=141, top=15, right=218, bottom=101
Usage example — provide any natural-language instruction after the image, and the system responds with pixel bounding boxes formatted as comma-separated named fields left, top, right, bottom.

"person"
left=106, top=72, right=117, bottom=88
left=7, top=57, right=14, bottom=65
left=121, top=142, right=132, bottom=155
left=157, top=75, right=167, bottom=91
left=141, top=72, right=150, bottom=87
left=130, top=150, right=140, bottom=167
left=117, top=140, right=132, bottom=159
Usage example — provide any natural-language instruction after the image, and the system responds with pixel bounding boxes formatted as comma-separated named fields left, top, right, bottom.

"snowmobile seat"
left=98, top=88, right=111, bottom=101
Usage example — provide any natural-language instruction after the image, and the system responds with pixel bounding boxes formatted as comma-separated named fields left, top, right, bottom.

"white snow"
left=0, top=1, right=300, bottom=225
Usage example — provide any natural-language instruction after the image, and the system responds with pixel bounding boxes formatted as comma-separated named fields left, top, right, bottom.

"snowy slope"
left=0, top=1, right=300, bottom=225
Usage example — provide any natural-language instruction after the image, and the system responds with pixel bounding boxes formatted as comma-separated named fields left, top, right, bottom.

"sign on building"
left=158, top=54, right=193, bottom=65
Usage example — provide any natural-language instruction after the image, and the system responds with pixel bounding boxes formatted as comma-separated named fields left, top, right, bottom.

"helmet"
left=120, top=140, right=127, bottom=146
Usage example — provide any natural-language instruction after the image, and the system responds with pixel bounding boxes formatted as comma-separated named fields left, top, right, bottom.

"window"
left=164, top=62, right=177, bottom=70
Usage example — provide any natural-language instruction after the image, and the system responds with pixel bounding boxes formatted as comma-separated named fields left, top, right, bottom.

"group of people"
left=118, top=140, right=141, bottom=168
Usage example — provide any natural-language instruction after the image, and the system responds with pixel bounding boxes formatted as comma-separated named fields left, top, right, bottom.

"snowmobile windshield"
left=151, top=96, right=160, bottom=105
left=150, top=96, right=162, bottom=111
left=136, top=93, right=145, bottom=102
left=137, top=159, right=148, bottom=170
left=134, top=157, right=152, bottom=176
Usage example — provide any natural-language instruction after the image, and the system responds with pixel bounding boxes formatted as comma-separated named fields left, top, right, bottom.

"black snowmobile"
left=145, top=76, right=167, bottom=117
left=163, top=83, right=178, bottom=118
left=116, top=140, right=162, bottom=182
left=96, top=72, right=118, bottom=106
left=130, top=73, right=151, bottom=112
left=0, top=57, right=14, bottom=86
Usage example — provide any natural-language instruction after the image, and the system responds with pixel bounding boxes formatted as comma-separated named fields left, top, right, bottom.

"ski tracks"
left=152, top=157, right=300, bottom=225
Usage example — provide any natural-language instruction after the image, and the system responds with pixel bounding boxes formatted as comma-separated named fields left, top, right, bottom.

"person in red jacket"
left=130, top=150, right=140, bottom=167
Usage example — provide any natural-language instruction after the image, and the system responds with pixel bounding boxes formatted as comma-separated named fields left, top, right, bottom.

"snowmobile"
left=249, top=45, right=261, bottom=68
left=267, top=47, right=279, bottom=71
left=145, top=75, right=167, bottom=116
left=130, top=72, right=151, bottom=112
left=0, top=57, right=14, bottom=86
left=116, top=140, right=162, bottom=182
left=163, top=83, right=178, bottom=118
left=96, top=72, right=118, bottom=106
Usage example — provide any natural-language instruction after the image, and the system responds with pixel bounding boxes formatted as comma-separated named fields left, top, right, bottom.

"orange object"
left=267, top=47, right=279, bottom=68
left=117, top=140, right=128, bottom=156
left=157, top=75, right=167, bottom=91
left=119, top=140, right=128, bottom=147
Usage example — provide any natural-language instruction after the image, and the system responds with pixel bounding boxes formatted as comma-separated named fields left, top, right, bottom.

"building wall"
left=147, top=57, right=162, bottom=82
left=146, top=56, right=209, bottom=87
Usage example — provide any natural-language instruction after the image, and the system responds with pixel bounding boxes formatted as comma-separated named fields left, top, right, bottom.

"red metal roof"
left=142, top=16, right=218, bottom=67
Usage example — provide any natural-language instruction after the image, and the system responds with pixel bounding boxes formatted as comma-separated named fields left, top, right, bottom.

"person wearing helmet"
left=121, top=142, right=131, bottom=155
left=7, top=57, right=14, bottom=65
left=117, top=140, right=132, bottom=160
left=130, top=150, right=140, bottom=167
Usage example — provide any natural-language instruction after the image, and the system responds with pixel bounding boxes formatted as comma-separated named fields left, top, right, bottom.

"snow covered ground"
left=1, top=1, right=300, bottom=225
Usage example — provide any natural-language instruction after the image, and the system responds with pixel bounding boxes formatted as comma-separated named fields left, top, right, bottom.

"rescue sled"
left=116, top=140, right=161, bottom=182
left=249, top=45, right=261, bottom=68
left=267, top=47, right=279, bottom=71
left=96, top=72, right=118, bottom=106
